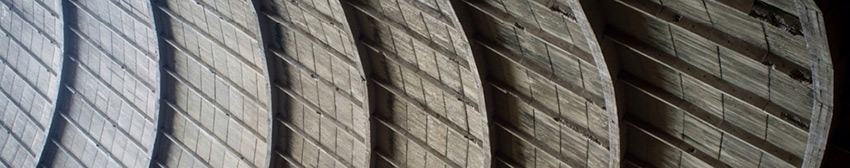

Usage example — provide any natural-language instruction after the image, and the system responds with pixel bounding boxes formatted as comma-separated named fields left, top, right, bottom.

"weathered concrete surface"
left=0, top=0, right=834, bottom=167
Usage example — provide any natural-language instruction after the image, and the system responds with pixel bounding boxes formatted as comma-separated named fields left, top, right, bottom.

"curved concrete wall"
left=0, top=0, right=833, bottom=167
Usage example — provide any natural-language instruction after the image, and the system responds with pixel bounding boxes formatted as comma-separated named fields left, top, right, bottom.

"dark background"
left=819, top=0, right=849, bottom=166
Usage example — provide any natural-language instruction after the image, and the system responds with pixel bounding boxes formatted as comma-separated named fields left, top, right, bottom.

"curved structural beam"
left=260, top=0, right=373, bottom=167
left=146, top=0, right=169, bottom=166
left=445, top=0, right=501, bottom=165
left=567, top=0, right=622, bottom=166
left=341, top=0, right=491, bottom=167
left=613, top=0, right=811, bottom=129
left=600, top=0, right=831, bottom=166
left=795, top=0, right=834, bottom=167
left=453, top=0, right=615, bottom=166
left=34, top=0, right=74, bottom=165
left=332, top=0, right=376, bottom=166
left=244, top=0, right=276, bottom=167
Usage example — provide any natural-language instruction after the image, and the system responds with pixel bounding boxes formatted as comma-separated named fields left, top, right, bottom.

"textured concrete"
left=0, top=0, right=61, bottom=167
left=0, top=0, right=835, bottom=167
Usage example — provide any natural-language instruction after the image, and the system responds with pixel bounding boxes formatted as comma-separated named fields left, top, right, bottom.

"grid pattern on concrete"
left=454, top=0, right=614, bottom=167
left=37, top=0, right=159, bottom=167
left=260, top=0, right=371, bottom=167
left=601, top=0, right=818, bottom=167
left=0, top=0, right=62, bottom=167
left=342, top=0, right=492, bottom=167
left=149, top=0, right=271, bottom=166
left=0, top=0, right=836, bottom=167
